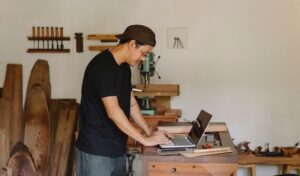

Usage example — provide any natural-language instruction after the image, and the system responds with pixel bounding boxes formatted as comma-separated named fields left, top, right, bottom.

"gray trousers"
left=76, top=149, right=126, bottom=176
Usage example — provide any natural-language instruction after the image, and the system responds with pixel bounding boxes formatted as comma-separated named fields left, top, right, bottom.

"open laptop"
left=159, top=110, right=212, bottom=149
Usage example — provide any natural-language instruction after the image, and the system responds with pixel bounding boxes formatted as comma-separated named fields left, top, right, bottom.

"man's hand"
left=142, top=130, right=172, bottom=146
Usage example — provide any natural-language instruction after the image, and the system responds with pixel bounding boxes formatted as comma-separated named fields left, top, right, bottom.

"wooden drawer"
left=147, top=162, right=237, bottom=176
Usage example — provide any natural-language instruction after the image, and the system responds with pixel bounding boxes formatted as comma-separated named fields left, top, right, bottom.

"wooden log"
left=0, top=98, right=11, bottom=169
left=2, top=64, right=23, bottom=150
left=24, top=85, right=50, bottom=176
left=7, top=143, right=36, bottom=176
left=50, top=103, right=78, bottom=176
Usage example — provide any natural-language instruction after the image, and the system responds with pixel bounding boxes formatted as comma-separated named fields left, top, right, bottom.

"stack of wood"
left=0, top=59, right=78, bottom=176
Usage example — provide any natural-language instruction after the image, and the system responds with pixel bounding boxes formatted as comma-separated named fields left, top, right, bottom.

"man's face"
left=127, top=43, right=154, bottom=66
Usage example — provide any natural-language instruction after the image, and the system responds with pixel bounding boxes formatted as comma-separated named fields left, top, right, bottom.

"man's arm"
left=129, top=93, right=152, bottom=136
left=102, top=96, right=169, bottom=146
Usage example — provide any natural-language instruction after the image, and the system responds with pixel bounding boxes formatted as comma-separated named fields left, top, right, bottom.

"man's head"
left=116, top=24, right=156, bottom=47
left=115, top=25, right=156, bottom=66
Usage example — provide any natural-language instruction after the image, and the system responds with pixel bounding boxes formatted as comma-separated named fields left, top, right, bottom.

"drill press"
left=137, top=52, right=161, bottom=115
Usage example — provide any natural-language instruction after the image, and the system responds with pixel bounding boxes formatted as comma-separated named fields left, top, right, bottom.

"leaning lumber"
left=24, top=85, right=50, bottom=176
left=49, top=99, right=76, bottom=155
left=0, top=98, right=10, bottom=170
left=2, top=64, right=23, bottom=150
left=7, top=142, right=36, bottom=176
left=26, top=59, right=51, bottom=108
left=50, top=102, right=78, bottom=176
left=49, top=99, right=76, bottom=176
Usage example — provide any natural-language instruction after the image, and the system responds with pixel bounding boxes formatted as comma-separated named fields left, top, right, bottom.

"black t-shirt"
left=76, top=50, right=132, bottom=157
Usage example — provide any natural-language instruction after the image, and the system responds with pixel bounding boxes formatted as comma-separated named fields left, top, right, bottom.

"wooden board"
left=49, top=99, right=77, bottom=154
left=7, top=143, right=36, bottom=176
left=88, top=45, right=113, bottom=51
left=50, top=102, right=78, bottom=176
left=26, top=59, right=51, bottom=108
left=49, top=99, right=77, bottom=176
left=2, top=64, right=23, bottom=150
left=0, top=98, right=11, bottom=170
left=24, top=85, right=50, bottom=176
left=87, top=34, right=118, bottom=42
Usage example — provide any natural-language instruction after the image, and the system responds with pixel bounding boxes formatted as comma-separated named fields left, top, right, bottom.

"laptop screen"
left=188, top=110, right=212, bottom=145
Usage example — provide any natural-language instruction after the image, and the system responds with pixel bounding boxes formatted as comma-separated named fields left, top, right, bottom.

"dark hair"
left=119, top=38, right=144, bottom=48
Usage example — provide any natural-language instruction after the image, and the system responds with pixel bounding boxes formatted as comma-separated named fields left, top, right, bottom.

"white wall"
left=1, top=0, right=300, bottom=175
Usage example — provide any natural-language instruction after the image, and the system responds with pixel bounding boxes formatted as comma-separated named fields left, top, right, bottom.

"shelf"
left=87, top=34, right=118, bottom=42
left=87, top=34, right=119, bottom=52
left=88, top=45, right=114, bottom=52
left=27, top=36, right=70, bottom=41
left=133, top=84, right=180, bottom=97
left=27, top=49, right=70, bottom=53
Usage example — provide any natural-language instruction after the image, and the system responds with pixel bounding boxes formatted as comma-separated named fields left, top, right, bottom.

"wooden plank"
left=0, top=98, right=11, bottom=170
left=7, top=143, right=36, bottom=176
left=134, top=84, right=180, bottom=97
left=49, top=99, right=77, bottom=176
left=2, top=64, right=23, bottom=150
left=50, top=103, right=78, bottom=176
left=24, top=85, right=50, bottom=176
left=87, top=34, right=118, bottom=42
left=0, top=128, right=8, bottom=171
left=50, top=99, right=77, bottom=156
left=26, top=59, right=51, bottom=108
left=88, top=45, right=113, bottom=51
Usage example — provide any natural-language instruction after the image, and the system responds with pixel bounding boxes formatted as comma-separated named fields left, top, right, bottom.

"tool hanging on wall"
left=139, top=52, right=161, bottom=88
left=173, top=37, right=184, bottom=49
left=27, top=26, right=70, bottom=53
left=75, top=33, right=83, bottom=53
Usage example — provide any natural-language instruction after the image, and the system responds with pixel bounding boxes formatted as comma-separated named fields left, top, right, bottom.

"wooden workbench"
left=142, top=125, right=238, bottom=176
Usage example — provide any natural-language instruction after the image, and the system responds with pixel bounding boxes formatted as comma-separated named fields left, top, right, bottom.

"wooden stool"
left=284, top=164, right=300, bottom=174
left=232, top=164, right=256, bottom=176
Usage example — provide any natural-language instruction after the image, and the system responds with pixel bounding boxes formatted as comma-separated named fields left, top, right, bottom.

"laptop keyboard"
left=172, top=138, right=193, bottom=146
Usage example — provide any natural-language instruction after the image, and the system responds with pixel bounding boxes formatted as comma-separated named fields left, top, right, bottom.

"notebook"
left=159, top=110, right=212, bottom=149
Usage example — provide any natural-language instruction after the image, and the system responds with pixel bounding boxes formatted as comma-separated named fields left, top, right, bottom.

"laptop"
left=159, top=110, right=212, bottom=149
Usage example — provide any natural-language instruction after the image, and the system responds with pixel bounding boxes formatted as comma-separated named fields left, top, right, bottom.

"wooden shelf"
left=27, top=36, right=70, bottom=41
left=87, top=34, right=119, bottom=52
left=238, top=154, right=300, bottom=165
left=27, top=49, right=70, bottom=53
left=133, top=84, right=180, bottom=97
left=87, top=34, right=118, bottom=42
left=88, top=45, right=114, bottom=52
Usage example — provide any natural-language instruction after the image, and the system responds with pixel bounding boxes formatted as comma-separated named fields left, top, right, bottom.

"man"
left=76, top=25, right=170, bottom=176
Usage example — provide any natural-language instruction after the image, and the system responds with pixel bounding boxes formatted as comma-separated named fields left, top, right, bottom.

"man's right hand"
left=142, top=131, right=171, bottom=146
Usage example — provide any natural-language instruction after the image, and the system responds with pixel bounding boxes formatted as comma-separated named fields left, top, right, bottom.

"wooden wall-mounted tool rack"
left=87, top=34, right=118, bottom=52
left=27, top=26, right=70, bottom=53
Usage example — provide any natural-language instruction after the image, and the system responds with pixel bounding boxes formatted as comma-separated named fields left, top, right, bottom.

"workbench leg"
left=234, top=164, right=256, bottom=176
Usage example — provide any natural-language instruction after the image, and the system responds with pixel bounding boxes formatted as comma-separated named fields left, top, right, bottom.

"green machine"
left=138, top=52, right=161, bottom=115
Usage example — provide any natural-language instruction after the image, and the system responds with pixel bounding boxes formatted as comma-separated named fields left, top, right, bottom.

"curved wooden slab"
left=26, top=59, right=51, bottom=108
left=2, top=64, right=23, bottom=150
left=24, top=85, right=50, bottom=176
left=7, top=143, right=36, bottom=176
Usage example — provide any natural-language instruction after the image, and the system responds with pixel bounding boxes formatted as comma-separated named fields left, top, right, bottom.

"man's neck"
left=109, top=45, right=127, bottom=65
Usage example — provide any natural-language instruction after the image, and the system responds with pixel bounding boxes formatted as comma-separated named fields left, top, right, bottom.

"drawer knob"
left=171, top=168, right=177, bottom=173
left=152, top=165, right=155, bottom=168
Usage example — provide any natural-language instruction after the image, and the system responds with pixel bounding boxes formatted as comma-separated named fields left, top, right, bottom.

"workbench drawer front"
left=148, top=162, right=237, bottom=176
